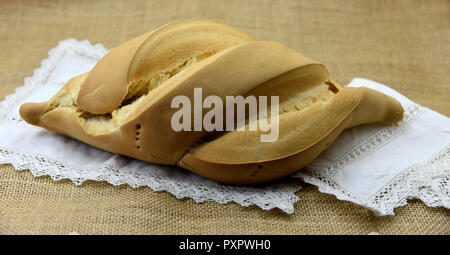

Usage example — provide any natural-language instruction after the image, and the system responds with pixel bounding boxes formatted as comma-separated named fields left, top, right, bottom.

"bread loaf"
left=19, top=19, right=404, bottom=184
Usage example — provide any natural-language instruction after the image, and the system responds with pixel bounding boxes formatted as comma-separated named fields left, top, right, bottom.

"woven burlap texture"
left=0, top=0, right=449, bottom=234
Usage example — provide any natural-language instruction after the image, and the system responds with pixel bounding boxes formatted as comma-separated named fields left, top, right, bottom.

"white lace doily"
left=0, top=39, right=448, bottom=215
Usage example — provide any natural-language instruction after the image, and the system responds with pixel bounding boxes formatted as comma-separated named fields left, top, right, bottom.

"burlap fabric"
left=0, top=0, right=449, bottom=234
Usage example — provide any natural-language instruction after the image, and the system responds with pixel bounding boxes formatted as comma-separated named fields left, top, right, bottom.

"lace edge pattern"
left=370, top=144, right=450, bottom=215
left=0, top=145, right=301, bottom=213
left=296, top=144, right=450, bottom=216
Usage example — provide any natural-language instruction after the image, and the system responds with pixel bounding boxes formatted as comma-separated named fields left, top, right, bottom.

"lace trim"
left=371, top=145, right=449, bottom=215
left=298, top=144, right=449, bottom=216
left=0, top=146, right=301, bottom=213
left=0, top=39, right=300, bottom=213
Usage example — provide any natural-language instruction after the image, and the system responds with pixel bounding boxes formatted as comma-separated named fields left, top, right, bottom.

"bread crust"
left=19, top=19, right=404, bottom=184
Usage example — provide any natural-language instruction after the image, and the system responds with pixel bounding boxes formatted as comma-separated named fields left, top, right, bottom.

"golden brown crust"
left=76, top=19, right=254, bottom=115
left=76, top=32, right=153, bottom=114
left=178, top=87, right=404, bottom=184
left=120, top=41, right=322, bottom=164
left=19, top=19, right=404, bottom=184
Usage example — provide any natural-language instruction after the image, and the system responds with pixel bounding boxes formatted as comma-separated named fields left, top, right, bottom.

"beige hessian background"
left=0, top=0, right=449, bottom=234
